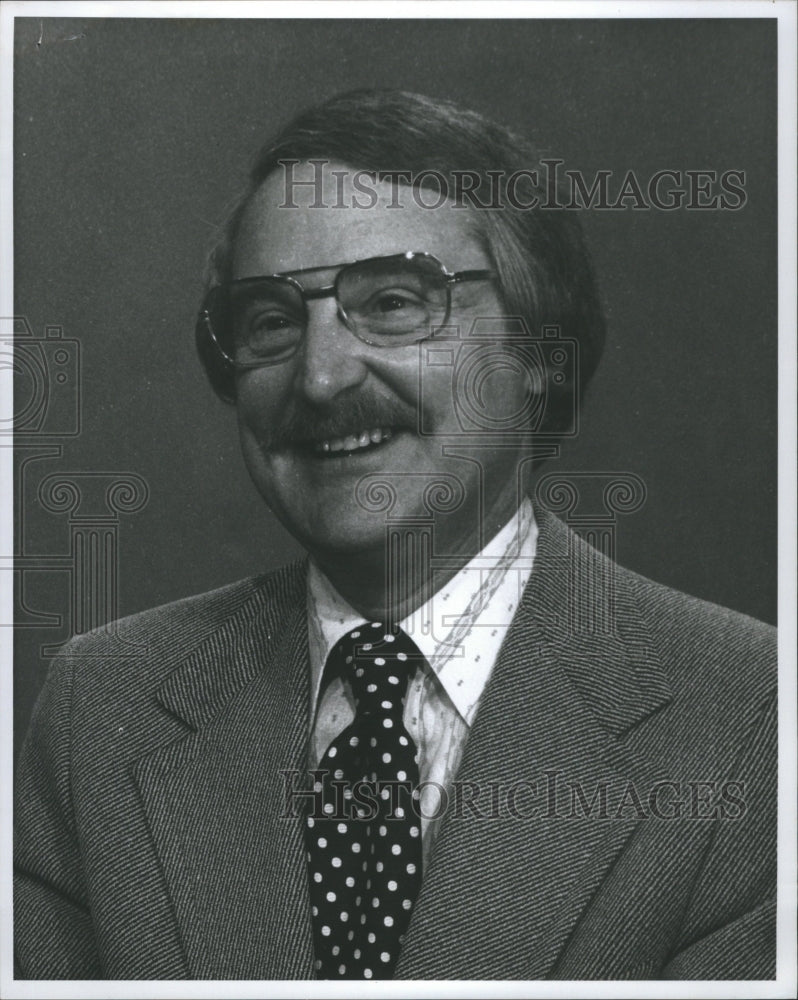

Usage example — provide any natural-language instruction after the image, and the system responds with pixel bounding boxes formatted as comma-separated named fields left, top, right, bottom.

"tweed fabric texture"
left=14, top=507, right=777, bottom=980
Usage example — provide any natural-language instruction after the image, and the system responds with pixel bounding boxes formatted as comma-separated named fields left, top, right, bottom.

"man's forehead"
left=231, top=160, right=488, bottom=280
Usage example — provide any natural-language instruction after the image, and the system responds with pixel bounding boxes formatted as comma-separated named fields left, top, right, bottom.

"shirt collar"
left=307, top=498, right=537, bottom=727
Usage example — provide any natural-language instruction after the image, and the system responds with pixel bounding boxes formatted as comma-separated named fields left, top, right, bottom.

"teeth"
left=313, top=428, right=394, bottom=455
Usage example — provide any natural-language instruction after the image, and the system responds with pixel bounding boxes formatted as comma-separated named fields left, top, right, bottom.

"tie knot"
left=333, top=623, right=421, bottom=716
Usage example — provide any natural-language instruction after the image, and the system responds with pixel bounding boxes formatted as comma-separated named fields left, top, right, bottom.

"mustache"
left=257, top=391, right=418, bottom=452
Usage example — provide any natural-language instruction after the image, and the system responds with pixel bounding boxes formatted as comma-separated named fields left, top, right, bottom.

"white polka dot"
left=311, top=906, right=318, bottom=916
left=328, top=746, right=337, bottom=758
left=389, top=675, right=399, bottom=685
left=406, top=862, right=416, bottom=874
left=381, top=951, right=391, bottom=963
left=384, top=915, right=394, bottom=927
left=331, top=857, right=342, bottom=868
left=360, top=914, right=367, bottom=925
left=381, top=700, right=392, bottom=710
left=332, top=945, right=340, bottom=956
left=356, top=668, right=364, bottom=678
left=326, top=890, right=336, bottom=902
left=392, top=844, right=402, bottom=855
left=382, top=752, right=392, bottom=763
left=337, top=822, right=347, bottom=834
left=395, top=807, right=405, bottom=818
left=384, top=634, right=395, bottom=642
left=399, top=735, right=408, bottom=746
left=372, top=897, right=380, bottom=908
left=321, top=925, right=331, bottom=936
left=397, top=770, right=407, bottom=781
left=374, top=657, right=385, bottom=666
left=368, top=932, right=376, bottom=943
left=364, top=969, right=372, bottom=979
left=350, top=735, right=359, bottom=747
left=367, top=683, right=377, bottom=693
left=376, top=861, right=384, bottom=872
left=307, top=816, right=314, bottom=828
left=314, top=782, right=323, bottom=793
left=351, top=842, right=361, bottom=853
left=346, top=876, right=355, bottom=887
left=351, top=631, right=360, bottom=638
left=317, top=837, right=327, bottom=848
left=379, top=825, right=387, bottom=836
left=324, top=803, right=334, bottom=814
left=338, top=964, right=346, bottom=974
left=334, top=769, right=344, bottom=780
left=387, top=880, right=397, bottom=891
left=383, top=718, right=393, bottom=728
left=340, top=911, right=349, bottom=922
left=370, top=737, right=377, bottom=747
left=402, top=898, right=412, bottom=910
left=381, top=788, right=390, bottom=800
left=313, top=872, right=322, bottom=883
left=397, top=652, right=407, bottom=661
left=354, top=948, right=361, bottom=959
left=348, top=929, right=355, bottom=940
left=363, top=643, right=372, bottom=651
left=410, top=826, right=419, bottom=838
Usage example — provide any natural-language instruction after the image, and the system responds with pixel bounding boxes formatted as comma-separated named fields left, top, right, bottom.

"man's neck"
left=311, top=491, right=529, bottom=622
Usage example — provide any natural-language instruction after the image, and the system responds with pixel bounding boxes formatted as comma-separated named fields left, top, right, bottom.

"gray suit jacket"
left=14, top=508, right=776, bottom=980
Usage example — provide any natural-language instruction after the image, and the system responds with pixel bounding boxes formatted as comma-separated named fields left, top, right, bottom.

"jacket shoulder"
left=49, top=560, right=307, bottom=690
left=613, top=558, right=776, bottom=725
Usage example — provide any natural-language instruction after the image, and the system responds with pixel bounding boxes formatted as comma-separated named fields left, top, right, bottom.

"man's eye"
left=247, top=312, right=301, bottom=336
left=256, top=314, right=293, bottom=331
left=368, top=290, right=425, bottom=314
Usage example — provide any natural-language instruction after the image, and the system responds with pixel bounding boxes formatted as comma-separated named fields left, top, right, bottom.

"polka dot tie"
left=306, top=623, right=424, bottom=980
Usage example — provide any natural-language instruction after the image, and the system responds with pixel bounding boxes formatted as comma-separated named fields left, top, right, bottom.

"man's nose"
left=294, top=298, right=369, bottom=405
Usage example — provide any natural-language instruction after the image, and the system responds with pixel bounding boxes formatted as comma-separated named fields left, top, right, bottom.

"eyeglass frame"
left=196, top=251, right=496, bottom=370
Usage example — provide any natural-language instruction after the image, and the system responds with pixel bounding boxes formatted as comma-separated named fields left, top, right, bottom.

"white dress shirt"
left=306, top=498, right=538, bottom=865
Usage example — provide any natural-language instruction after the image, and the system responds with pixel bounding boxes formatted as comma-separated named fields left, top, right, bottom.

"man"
left=14, top=90, right=776, bottom=980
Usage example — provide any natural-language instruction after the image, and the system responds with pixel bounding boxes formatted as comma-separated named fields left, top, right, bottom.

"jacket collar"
left=395, top=506, right=673, bottom=978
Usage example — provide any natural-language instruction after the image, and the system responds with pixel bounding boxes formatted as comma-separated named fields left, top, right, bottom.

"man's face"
left=232, top=162, right=534, bottom=564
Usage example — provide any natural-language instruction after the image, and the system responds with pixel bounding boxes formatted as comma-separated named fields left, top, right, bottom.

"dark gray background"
left=13, top=17, right=777, bottom=753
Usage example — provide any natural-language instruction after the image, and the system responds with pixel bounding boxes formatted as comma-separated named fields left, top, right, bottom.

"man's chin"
left=292, top=515, right=392, bottom=564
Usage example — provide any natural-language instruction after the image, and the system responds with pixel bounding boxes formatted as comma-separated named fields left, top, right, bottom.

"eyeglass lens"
left=222, top=255, right=451, bottom=364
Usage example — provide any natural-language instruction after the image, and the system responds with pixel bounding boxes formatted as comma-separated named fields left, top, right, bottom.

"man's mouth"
left=310, top=426, right=395, bottom=457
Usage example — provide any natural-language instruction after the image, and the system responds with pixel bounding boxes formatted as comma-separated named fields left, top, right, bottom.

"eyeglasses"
left=196, top=251, right=495, bottom=369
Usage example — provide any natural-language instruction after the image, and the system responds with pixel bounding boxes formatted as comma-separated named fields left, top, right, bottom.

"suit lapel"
left=396, top=509, right=673, bottom=979
left=132, top=563, right=316, bottom=979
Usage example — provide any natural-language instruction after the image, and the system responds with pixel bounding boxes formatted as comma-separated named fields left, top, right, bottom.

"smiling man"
left=14, top=91, right=776, bottom=981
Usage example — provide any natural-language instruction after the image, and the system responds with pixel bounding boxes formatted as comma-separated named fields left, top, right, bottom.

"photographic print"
left=4, top=3, right=795, bottom=995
